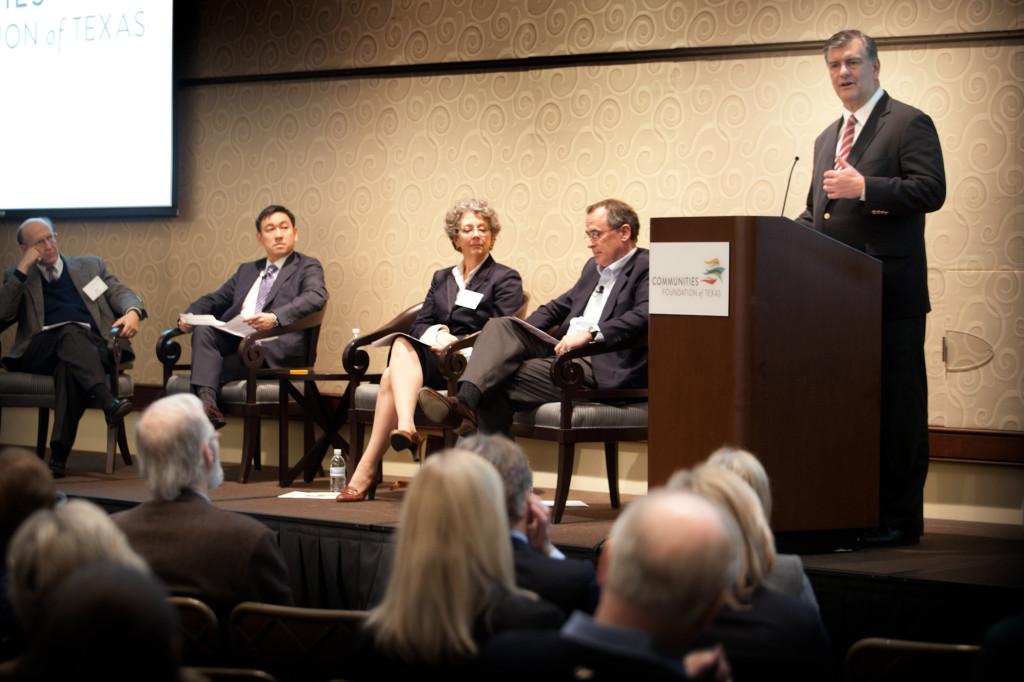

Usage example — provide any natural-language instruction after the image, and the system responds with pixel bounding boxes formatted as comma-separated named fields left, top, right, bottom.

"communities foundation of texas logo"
left=702, top=258, right=725, bottom=285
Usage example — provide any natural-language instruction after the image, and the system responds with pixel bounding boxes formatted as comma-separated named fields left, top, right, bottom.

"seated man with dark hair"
left=176, top=204, right=327, bottom=427
left=460, top=434, right=599, bottom=616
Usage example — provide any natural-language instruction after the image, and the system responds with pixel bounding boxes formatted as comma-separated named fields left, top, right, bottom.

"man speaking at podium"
left=797, top=30, right=946, bottom=547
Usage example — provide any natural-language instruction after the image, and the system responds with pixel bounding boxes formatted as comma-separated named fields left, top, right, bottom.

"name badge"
left=455, top=289, right=483, bottom=310
left=83, top=276, right=109, bottom=301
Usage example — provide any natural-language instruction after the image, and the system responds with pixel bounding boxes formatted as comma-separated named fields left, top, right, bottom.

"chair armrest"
left=237, top=308, right=326, bottom=370
left=438, top=332, right=481, bottom=392
left=156, top=327, right=188, bottom=386
left=342, top=304, right=422, bottom=378
left=550, top=334, right=649, bottom=400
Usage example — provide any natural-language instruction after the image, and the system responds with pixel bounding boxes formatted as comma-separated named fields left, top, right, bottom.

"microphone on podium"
left=780, top=156, right=799, bottom=217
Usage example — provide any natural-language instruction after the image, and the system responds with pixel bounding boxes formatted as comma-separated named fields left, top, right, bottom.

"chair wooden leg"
left=105, top=424, right=118, bottom=474
left=36, top=407, right=50, bottom=459
left=604, top=442, right=620, bottom=509
left=118, top=423, right=132, bottom=465
left=553, top=442, right=575, bottom=524
left=239, top=416, right=260, bottom=483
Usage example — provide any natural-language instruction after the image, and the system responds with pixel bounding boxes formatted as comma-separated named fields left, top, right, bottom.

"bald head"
left=604, top=490, right=740, bottom=626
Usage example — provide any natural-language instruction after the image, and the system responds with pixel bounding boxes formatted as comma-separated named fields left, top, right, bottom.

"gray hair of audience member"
left=32, top=562, right=181, bottom=682
left=823, top=29, right=878, bottom=62
left=0, top=447, right=59, bottom=557
left=458, top=434, right=533, bottom=523
left=667, top=463, right=776, bottom=609
left=706, top=445, right=773, bottom=520
left=443, top=198, right=503, bottom=246
left=369, top=448, right=516, bottom=665
left=604, top=489, right=741, bottom=625
left=136, top=393, right=218, bottom=501
left=15, top=217, right=54, bottom=245
left=6, top=499, right=150, bottom=635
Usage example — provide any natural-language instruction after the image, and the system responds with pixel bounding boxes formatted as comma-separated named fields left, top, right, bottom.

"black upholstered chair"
left=0, top=337, right=133, bottom=474
left=156, top=308, right=326, bottom=483
left=440, top=332, right=648, bottom=523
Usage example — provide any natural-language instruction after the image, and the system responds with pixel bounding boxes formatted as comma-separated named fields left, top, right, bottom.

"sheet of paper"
left=541, top=500, right=588, bottom=508
left=181, top=313, right=257, bottom=338
left=508, top=317, right=558, bottom=344
left=278, top=491, right=339, bottom=500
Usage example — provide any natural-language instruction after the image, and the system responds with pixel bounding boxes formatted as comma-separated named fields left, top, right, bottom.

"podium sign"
left=648, top=216, right=881, bottom=533
left=650, top=242, right=731, bottom=317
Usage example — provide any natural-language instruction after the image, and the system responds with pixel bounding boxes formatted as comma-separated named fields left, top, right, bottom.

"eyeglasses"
left=583, top=227, right=619, bottom=242
left=458, top=225, right=491, bottom=235
left=27, top=232, right=58, bottom=249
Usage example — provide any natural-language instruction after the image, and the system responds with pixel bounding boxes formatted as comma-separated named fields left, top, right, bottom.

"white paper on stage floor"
left=181, top=313, right=257, bottom=338
left=278, top=491, right=339, bottom=500
left=542, top=500, right=588, bottom=508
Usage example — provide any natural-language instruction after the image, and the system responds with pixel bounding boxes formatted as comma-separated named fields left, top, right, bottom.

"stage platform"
left=54, top=451, right=1024, bottom=668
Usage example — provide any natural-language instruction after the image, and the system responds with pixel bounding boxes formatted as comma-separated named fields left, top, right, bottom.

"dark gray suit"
left=460, top=248, right=648, bottom=434
left=797, top=91, right=946, bottom=536
left=185, top=251, right=327, bottom=390
left=0, top=254, right=146, bottom=458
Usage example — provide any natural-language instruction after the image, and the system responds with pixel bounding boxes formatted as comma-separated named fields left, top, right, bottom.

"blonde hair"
left=368, top=449, right=515, bottom=664
left=667, top=463, right=775, bottom=609
left=706, top=446, right=773, bottom=519
left=6, top=499, right=150, bottom=634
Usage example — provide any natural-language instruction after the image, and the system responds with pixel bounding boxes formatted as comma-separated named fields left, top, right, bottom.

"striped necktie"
left=835, top=114, right=857, bottom=169
left=255, top=264, right=278, bottom=313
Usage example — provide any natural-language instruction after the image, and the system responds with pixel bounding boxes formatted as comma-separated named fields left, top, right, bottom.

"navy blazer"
left=525, top=248, right=649, bottom=390
left=797, top=92, right=945, bottom=319
left=185, top=251, right=327, bottom=367
left=410, top=255, right=524, bottom=339
left=512, top=536, right=599, bottom=616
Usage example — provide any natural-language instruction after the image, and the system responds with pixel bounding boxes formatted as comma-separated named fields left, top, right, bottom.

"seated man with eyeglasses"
left=418, top=199, right=649, bottom=436
left=176, top=204, right=327, bottom=427
left=0, top=218, right=145, bottom=478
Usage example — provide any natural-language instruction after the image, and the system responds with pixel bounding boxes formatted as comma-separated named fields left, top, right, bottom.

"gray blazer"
left=0, top=254, right=146, bottom=363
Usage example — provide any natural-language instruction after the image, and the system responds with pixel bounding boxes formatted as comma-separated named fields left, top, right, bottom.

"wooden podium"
left=649, top=216, right=881, bottom=533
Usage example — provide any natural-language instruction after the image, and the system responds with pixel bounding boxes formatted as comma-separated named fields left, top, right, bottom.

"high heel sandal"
left=389, top=429, right=422, bottom=462
left=336, top=474, right=382, bottom=503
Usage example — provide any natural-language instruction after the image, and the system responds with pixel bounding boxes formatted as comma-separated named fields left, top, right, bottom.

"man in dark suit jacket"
left=418, top=198, right=648, bottom=435
left=796, top=30, right=946, bottom=548
left=462, top=434, right=599, bottom=616
left=0, top=217, right=144, bottom=477
left=476, top=490, right=738, bottom=681
left=177, top=205, right=327, bottom=426
left=112, top=393, right=294, bottom=621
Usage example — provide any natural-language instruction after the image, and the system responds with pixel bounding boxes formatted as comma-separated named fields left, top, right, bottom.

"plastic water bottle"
left=330, top=449, right=347, bottom=493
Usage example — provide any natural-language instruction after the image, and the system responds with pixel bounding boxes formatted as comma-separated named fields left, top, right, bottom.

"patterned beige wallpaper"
left=2, top=0, right=1021, bottom=435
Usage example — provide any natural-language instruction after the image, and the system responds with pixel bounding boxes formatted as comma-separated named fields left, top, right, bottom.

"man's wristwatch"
left=589, top=326, right=598, bottom=342
left=272, top=313, right=280, bottom=327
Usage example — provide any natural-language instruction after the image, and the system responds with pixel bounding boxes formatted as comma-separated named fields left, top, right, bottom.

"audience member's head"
left=136, top=393, right=224, bottom=501
left=706, top=445, right=773, bottom=519
left=0, top=448, right=58, bottom=559
left=6, top=499, right=150, bottom=635
left=369, top=448, right=515, bottom=664
left=599, top=489, right=741, bottom=648
left=667, top=463, right=776, bottom=608
left=29, top=562, right=182, bottom=682
left=459, top=434, right=532, bottom=525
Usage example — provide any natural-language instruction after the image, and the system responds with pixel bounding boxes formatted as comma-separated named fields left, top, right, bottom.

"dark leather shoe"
left=417, top=388, right=477, bottom=435
left=390, top=429, right=422, bottom=461
left=860, top=526, right=920, bottom=548
left=49, top=457, right=68, bottom=479
left=104, top=398, right=133, bottom=427
left=203, top=402, right=227, bottom=430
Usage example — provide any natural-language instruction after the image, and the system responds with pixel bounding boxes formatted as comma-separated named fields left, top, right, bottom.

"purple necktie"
left=835, top=114, right=857, bottom=169
left=255, top=264, right=277, bottom=313
left=47, top=266, right=57, bottom=282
